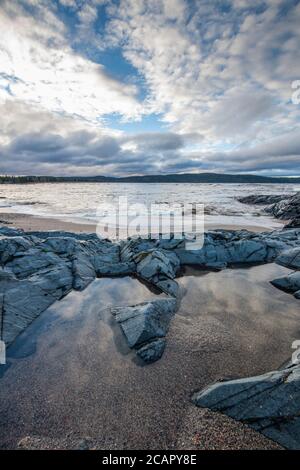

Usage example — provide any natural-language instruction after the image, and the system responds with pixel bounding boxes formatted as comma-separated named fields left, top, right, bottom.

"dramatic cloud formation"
left=0, top=0, right=299, bottom=176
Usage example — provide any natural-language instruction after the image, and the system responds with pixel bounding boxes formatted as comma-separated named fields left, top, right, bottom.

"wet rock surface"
left=192, top=363, right=300, bottom=449
left=265, top=192, right=300, bottom=220
left=238, top=192, right=300, bottom=227
left=1, top=226, right=300, bottom=355
left=111, top=298, right=177, bottom=363
left=275, top=247, right=300, bottom=270
left=237, top=194, right=288, bottom=205
left=285, top=218, right=300, bottom=228
left=271, top=247, right=300, bottom=297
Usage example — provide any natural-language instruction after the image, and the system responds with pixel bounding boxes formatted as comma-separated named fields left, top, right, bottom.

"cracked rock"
left=192, top=363, right=300, bottom=449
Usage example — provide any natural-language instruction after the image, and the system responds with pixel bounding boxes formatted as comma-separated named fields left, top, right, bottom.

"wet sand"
left=0, top=211, right=278, bottom=234
left=1, top=264, right=299, bottom=450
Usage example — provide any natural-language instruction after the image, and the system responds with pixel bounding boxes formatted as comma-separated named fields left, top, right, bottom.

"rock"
left=111, top=298, right=177, bottom=362
left=0, top=226, right=24, bottom=237
left=275, top=247, right=300, bottom=270
left=28, top=264, right=73, bottom=300
left=284, top=218, right=300, bottom=228
left=38, top=236, right=78, bottom=255
left=271, top=271, right=300, bottom=295
left=0, top=236, right=34, bottom=264
left=1, top=225, right=300, bottom=357
left=119, top=237, right=156, bottom=262
left=176, top=228, right=300, bottom=268
left=91, top=240, right=120, bottom=265
left=156, top=279, right=179, bottom=297
left=192, top=363, right=300, bottom=449
left=237, top=192, right=300, bottom=222
left=0, top=275, right=58, bottom=344
left=265, top=192, right=300, bottom=220
left=136, top=338, right=166, bottom=364
left=95, top=261, right=136, bottom=277
left=24, top=230, right=100, bottom=241
left=5, top=248, right=63, bottom=279
left=237, top=194, right=288, bottom=205
left=134, top=249, right=180, bottom=282
left=71, top=246, right=96, bottom=291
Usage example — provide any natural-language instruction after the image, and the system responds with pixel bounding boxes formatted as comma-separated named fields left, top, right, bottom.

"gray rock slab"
left=192, top=364, right=300, bottom=449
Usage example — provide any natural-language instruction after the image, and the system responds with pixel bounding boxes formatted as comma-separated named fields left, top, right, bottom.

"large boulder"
left=192, top=363, right=300, bottom=449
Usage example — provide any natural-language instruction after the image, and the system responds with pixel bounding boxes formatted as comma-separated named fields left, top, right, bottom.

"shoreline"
left=0, top=208, right=299, bottom=450
left=0, top=211, right=278, bottom=234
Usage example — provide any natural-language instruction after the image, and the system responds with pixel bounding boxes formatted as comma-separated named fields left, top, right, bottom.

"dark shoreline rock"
left=284, top=218, right=300, bottom=228
left=0, top=224, right=300, bottom=362
left=237, top=194, right=289, bottom=205
left=265, top=193, right=300, bottom=220
left=111, top=298, right=177, bottom=363
left=192, top=362, right=300, bottom=449
left=238, top=192, right=300, bottom=228
left=1, top=219, right=300, bottom=446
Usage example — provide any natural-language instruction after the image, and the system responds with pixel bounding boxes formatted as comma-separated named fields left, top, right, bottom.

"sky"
left=0, top=0, right=300, bottom=177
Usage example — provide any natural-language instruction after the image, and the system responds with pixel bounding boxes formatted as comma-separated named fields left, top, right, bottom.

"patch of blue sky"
left=104, top=112, right=167, bottom=134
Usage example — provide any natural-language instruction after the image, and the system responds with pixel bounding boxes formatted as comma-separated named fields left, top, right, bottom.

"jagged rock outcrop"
left=134, top=249, right=180, bottom=296
left=192, top=363, right=300, bottom=449
left=271, top=271, right=300, bottom=298
left=175, top=229, right=300, bottom=267
left=271, top=247, right=300, bottom=298
left=238, top=192, right=300, bottom=227
left=111, top=298, right=177, bottom=363
left=275, top=247, right=300, bottom=270
left=284, top=218, right=300, bottom=228
left=237, top=194, right=288, bottom=205
left=0, top=224, right=300, bottom=361
left=265, top=192, right=300, bottom=220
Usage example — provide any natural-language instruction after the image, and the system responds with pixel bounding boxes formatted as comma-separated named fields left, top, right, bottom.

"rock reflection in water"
left=0, top=266, right=299, bottom=450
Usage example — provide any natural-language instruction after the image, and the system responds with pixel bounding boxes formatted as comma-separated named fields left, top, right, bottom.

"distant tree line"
left=0, top=175, right=112, bottom=184
left=0, top=173, right=300, bottom=184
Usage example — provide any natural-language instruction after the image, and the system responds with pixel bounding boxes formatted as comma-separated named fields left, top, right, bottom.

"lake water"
left=0, top=182, right=298, bottom=230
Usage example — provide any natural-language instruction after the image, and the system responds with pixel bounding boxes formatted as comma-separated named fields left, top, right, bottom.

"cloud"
left=0, top=0, right=144, bottom=123
left=0, top=0, right=299, bottom=177
left=106, top=0, right=300, bottom=141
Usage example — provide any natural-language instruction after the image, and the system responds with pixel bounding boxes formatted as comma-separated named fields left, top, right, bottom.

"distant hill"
left=1, top=173, right=300, bottom=184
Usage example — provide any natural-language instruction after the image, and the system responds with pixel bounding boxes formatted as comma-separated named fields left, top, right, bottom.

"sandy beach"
left=0, top=210, right=299, bottom=450
left=1, top=268, right=292, bottom=450
left=0, top=211, right=276, bottom=235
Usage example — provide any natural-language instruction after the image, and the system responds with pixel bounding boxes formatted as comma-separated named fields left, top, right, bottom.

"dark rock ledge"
left=238, top=192, right=300, bottom=227
left=1, top=225, right=300, bottom=362
left=192, top=362, right=300, bottom=449
left=1, top=223, right=300, bottom=447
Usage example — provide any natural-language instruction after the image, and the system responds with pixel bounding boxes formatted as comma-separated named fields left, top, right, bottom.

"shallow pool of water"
left=0, top=265, right=299, bottom=449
